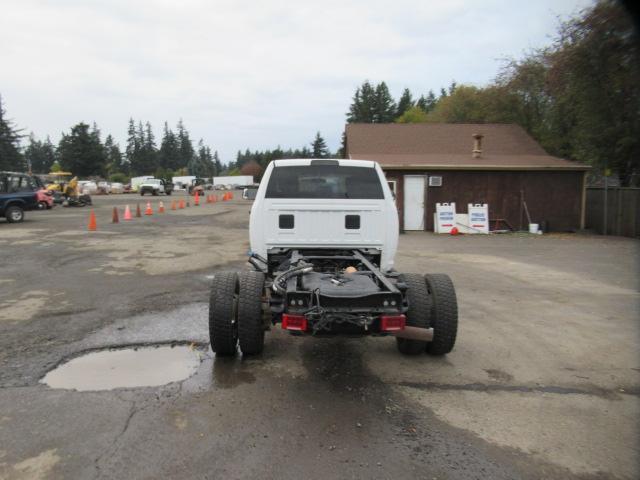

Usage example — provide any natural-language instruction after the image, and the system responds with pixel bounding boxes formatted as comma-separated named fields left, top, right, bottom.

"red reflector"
left=380, top=315, right=406, bottom=332
left=282, top=314, right=307, bottom=332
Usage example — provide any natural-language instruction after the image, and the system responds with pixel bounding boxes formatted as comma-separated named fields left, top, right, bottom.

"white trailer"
left=213, top=175, right=253, bottom=187
left=130, top=176, right=154, bottom=192
left=172, top=176, right=196, bottom=189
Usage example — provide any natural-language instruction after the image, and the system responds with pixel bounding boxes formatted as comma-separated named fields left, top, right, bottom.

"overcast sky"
left=1, top=0, right=593, bottom=163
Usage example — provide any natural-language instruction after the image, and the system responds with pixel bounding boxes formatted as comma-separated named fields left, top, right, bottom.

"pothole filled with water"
left=41, top=345, right=203, bottom=391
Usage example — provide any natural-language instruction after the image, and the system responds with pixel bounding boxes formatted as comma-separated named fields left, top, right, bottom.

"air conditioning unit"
left=428, top=176, right=442, bottom=187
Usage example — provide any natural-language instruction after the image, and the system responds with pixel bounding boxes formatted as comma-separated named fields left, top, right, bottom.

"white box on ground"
left=435, top=203, right=456, bottom=234
left=467, top=203, right=489, bottom=234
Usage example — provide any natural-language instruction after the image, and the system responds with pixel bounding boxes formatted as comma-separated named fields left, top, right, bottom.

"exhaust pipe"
left=393, top=326, right=434, bottom=342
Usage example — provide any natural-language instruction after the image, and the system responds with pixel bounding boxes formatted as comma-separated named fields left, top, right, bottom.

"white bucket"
left=529, top=223, right=539, bottom=234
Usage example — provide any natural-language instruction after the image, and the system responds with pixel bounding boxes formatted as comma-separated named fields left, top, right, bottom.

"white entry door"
left=404, top=175, right=425, bottom=230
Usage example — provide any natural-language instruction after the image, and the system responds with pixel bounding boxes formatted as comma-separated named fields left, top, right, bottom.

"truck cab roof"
left=272, top=159, right=376, bottom=168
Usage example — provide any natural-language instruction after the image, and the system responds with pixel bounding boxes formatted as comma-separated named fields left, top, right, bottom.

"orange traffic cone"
left=194, top=191, right=200, bottom=206
left=136, top=204, right=142, bottom=218
left=222, top=192, right=228, bottom=201
left=145, top=202, right=153, bottom=215
left=124, top=205, right=132, bottom=220
left=211, top=195, right=217, bottom=203
left=205, top=194, right=210, bottom=204
left=171, top=200, right=177, bottom=210
left=112, top=206, right=119, bottom=223
left=88, top=210, right=97, bottom=231
left=159, top=201, right=165, bottom=213
left=179, top=199, right=185, bottom=209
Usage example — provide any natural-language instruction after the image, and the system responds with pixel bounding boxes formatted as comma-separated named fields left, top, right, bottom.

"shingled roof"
left=345, top=123, right=589, bottom=171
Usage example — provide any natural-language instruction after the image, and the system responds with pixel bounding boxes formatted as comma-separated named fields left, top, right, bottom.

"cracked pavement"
left=0, top=194, right=639, bottom=479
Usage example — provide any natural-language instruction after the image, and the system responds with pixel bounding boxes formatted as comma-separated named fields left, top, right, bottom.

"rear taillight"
left=282, top=314, right=307, bottom=332
left=380, top=314, right=406, bottom=332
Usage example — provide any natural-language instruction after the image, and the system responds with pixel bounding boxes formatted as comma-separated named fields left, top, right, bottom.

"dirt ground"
left=0, top=193, right=638, bottom=479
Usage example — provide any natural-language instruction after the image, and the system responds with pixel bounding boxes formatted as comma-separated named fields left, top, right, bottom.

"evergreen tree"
left=425, top=90, right=437, bottom=112
left=0, top=95, right=25, bottom=171
left=373, top=82, right=396, bottom=123
left=126, top=120, right=157, bottom=175
left=213, top=150, right=222, bottom=176
left=177, top=119, right=194, bottom=170
left=396, top=88, right=415, bottom=118
left=104, top=134, right=124, bottom=176
left=417, top=90, right=437, bottom=113
left=159, top=122, right=180, bottom=171
left=141, top=121, right=158, bottom=173
left=58, top=122, right=107, bottom=176
left=311, top=132, right=329, bottom=158
left=416, top=95, right=428, bottom=112
left=24, top=134, right=56, bottom=173
left=346, top=81, right=376, bottom=123
left=125, top=118, right=141, bottom=174
left=193, top=139, right=215, bottom=177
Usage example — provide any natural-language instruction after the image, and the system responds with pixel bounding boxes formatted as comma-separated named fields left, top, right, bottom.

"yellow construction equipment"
left=45, top=172, right=73, bottom=192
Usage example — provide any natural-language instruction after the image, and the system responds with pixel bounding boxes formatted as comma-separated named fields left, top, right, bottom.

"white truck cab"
left=250, top=159, right=399, bottom=272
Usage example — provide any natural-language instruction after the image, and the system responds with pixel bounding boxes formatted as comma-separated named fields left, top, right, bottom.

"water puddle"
left=41, top=345, right=202, bottom=391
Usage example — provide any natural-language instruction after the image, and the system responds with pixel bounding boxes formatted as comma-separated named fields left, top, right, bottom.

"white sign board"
left=435, top=203, right=456, bottom=234
left=467, top=203, right=489, bottom=234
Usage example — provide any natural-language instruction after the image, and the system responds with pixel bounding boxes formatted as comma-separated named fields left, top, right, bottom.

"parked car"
left=0, top=171, right=39, bottom=223
left=110, top=182, right=124, bottom=194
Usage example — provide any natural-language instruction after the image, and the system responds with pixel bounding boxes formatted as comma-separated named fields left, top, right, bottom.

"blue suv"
left=0, top=172, right=39, bottom=223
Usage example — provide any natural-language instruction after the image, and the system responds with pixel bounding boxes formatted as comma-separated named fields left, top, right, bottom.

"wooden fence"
left=586, top=187, right=640, bottom=237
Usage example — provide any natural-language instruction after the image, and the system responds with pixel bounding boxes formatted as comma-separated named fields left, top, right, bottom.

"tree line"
left=344, top=1, right=639, bottom=186
left=0, top=104, right=222, bottom=182
left=228, top=131, right=333, bottom=179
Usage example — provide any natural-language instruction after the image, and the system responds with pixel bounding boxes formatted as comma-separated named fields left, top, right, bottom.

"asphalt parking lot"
left=1, top=193, right=638, bottom=479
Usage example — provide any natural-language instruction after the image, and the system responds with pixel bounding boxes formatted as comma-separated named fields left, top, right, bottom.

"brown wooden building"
left=345, top=123, right=590, bottom=232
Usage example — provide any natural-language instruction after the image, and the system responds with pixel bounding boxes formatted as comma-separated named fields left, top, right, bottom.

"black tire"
left=237, top=271, right=266, bottom=355
left=396, top=273, right=431, bottom=355
left=140, top=191, right=145, bottom=196
left=5, top=205, right=24, bottom=223
left=209, top=271, right=239, bottom=356
left=424, top=274, right=458, bottom=356
left=152, top=190, right=158, bottom=196
left=37, top=201, right=47, bottom=210
left=166, top=190, right=172, bottom=196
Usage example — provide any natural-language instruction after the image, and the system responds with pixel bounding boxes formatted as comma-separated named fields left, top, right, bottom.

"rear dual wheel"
left=209, top=270, right=265, bottom=356
left=424, top=274, right=458, bottom=356
left=396, top=273, right=458, bottom=356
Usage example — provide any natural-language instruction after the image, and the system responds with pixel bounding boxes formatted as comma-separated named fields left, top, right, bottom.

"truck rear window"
left=265, top=165, right=384, bottom=199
